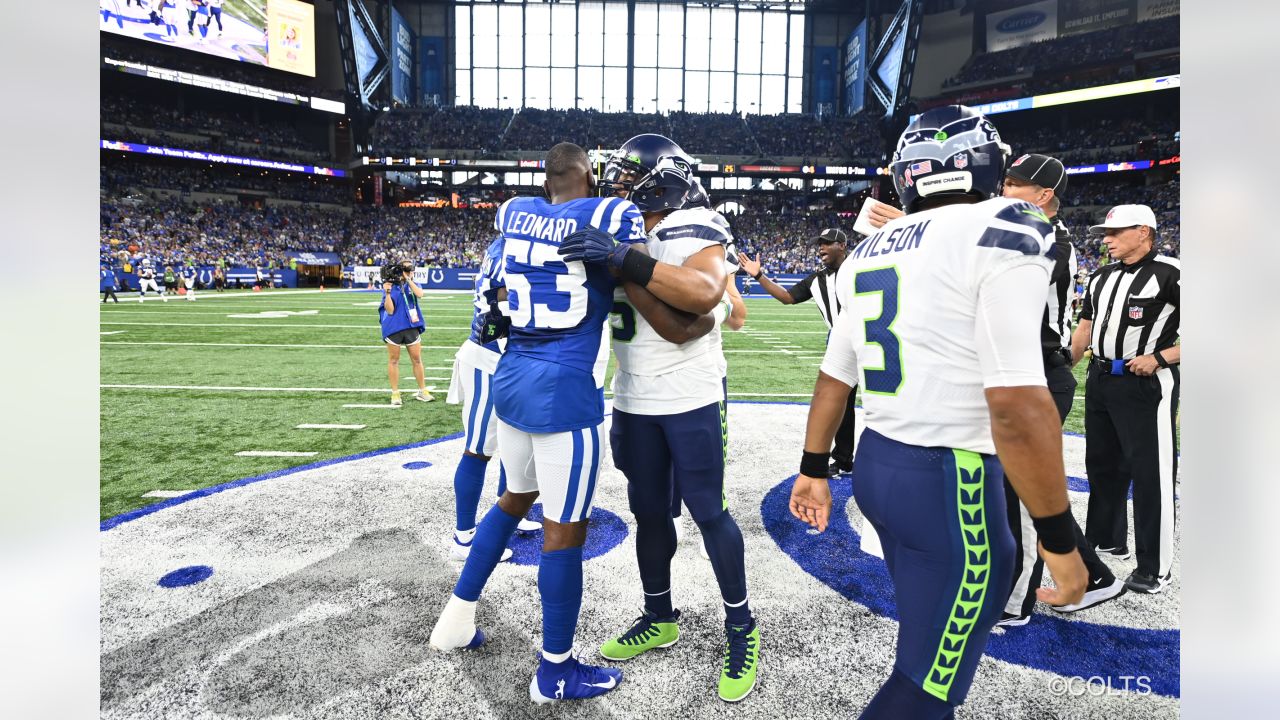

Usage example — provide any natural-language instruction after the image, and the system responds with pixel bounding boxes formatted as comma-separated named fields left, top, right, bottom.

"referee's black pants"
left=831, top=389, right=858, bottom=469
left=1003, top=354, right=1114, bottom=618
left=1083, top=363, right=1180, bottom=579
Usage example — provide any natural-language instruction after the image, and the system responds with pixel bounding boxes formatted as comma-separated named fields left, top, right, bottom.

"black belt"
left=1090, top=356, right=1133, bottom=375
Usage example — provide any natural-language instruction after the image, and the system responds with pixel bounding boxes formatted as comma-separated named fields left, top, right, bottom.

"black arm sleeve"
left=787, top=272, right=818, bottom=304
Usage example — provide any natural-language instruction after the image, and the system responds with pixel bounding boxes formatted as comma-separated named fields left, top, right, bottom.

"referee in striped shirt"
left=1071, top=203, right=1180, bottom=594
left=738, top=228, right=858, bottom=476
left=997, top=154, right=1124, bottom=623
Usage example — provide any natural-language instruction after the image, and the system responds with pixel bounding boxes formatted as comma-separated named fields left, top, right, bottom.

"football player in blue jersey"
left=443, top=235, right=541, bottom=564
left=180, top=264, right=197, bottom=301
left=560, top=134, right=760, bottom=702
left=429, top=143, right=645, bottom=705
left=789, top=106, right=1087, bottom=719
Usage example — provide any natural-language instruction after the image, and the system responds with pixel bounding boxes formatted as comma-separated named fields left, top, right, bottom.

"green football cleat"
left=719, top=620, right=760, bottom=702
left=599, top=609, right=681, bottom=661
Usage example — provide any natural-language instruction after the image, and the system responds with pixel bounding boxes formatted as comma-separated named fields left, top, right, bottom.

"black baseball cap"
left=1006, top=153, right=1067, bottom=195
left=816, top=228, right=848, bottom=244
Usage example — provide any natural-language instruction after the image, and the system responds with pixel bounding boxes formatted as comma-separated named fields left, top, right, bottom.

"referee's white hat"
left=1089, top=204, right=1158, bottom=235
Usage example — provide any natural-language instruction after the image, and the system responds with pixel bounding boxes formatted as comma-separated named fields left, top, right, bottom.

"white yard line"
left=100, top=331, right=127, bottom=336
left=234, top=450, right=318, bottom=457
left=99, top=322, right=472, bottom=330
left=295, top=424, right=367, bottom=430
left=101, top=384, right=446, bottom=393
left=141, top=490, right=192, bottom=499
left=342, top=403, right=401, bottom=409
left=102, top=341, right=461, bottom=350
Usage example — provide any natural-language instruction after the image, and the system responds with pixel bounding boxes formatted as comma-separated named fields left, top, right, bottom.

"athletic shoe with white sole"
left=1123, top=571, right=1171, bottom=594
left=516, top=518, right=542, bottom=534
left=412, top=390, right=434, bottom=403
left=390, top=391, right=402, bottom=407
left=428, top=595, right=487, bottom=651
left=995, top=612, right=1030, bottom=628
left=529, top=652, right=623, bottom=704
left=719, top=620, right=760, bottom=702
left=449, top=535, right=513, bottom=563
left=1051, top=576, right=1127, bottom=613
left=1094, top=545, right=1131, bottom=560
left=599, top=609, right=681, bottom=661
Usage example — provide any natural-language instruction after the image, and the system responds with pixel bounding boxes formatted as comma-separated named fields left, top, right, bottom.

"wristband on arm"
left=800, top=450, right=830, bottom=479
left=1154, top=350, right=1170, bottom=369
left=1031, top=509, right=1076, bottom=554
left=619, top=250, right=658, bottom=287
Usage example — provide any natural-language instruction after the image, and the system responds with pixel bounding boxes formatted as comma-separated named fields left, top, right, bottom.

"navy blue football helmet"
left=890, top=105, right=1011, bottom=213
left=600, top=134, right=696, bottom=213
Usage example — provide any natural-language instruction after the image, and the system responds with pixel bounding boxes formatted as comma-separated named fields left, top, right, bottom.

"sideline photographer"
left=379, top=259, right=434, bottom=406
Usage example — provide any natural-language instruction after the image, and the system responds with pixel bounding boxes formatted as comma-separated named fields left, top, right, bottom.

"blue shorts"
left=610, top=399, right=727, bottom=523
left=853, top=429, right=1015, bottom=706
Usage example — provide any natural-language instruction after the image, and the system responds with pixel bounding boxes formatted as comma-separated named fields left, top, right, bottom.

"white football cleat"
left=429, top=595, right=486, bottom=651
left=449, top=536, right=513, bottom=563
left=517, top=518, right=542, bottom=534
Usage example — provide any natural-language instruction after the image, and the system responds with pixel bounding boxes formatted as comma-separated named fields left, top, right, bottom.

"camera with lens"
left=380, top=262, right=406, bottom=285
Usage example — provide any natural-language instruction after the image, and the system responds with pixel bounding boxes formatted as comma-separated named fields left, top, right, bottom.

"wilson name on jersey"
left=829, top=197, right=1055, bottom=454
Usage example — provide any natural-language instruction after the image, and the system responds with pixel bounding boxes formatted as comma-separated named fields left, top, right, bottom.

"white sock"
left=455, top=527, right=477, bottom=544
left=542, top=648, right=572, bottom=664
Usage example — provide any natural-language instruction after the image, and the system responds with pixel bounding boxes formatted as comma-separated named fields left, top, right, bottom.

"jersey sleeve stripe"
left=976, top=227, right=1045, bottom=256
left=589, top=197, right=615, bottom=230
left=495, top=198, right=516, bottom=233
left=605, top=198, right=627, bottom=236
left=656, top=222, right=731, bottom=245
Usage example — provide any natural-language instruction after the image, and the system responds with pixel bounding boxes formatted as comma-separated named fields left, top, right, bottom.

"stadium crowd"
left=942, top=16, right=1179, bottom=89
left=102, top=96, right=332, bottom=164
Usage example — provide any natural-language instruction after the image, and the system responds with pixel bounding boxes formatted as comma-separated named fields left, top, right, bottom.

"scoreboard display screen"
left=99, top=0, right=317, bottom=77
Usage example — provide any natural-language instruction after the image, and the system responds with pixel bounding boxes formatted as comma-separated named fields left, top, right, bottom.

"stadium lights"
left=912, top=74, right=1180, bottom=122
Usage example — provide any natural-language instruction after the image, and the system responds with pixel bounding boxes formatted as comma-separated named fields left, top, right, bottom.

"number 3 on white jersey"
left=503, top=237, right=590, bottom=329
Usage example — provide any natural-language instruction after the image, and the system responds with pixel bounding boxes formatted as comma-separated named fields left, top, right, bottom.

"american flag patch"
left=909, top=160, right=932, bottom=174
left=1128, top=305, right=1143, bottom=320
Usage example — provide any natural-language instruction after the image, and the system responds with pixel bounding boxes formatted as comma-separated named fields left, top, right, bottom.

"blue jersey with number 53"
left=491, top=195, right=645, bottom=433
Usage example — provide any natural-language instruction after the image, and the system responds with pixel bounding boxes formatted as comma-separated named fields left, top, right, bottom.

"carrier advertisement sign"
left=986, top=0, right=1058, bottom=52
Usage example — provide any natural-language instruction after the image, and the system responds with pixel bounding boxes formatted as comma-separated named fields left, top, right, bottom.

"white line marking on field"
left=141, top=490, right=191, bottom=498
left=102, top=341, right=460, bottom=350
left=99, top=322, right=471, bottom=330
left=342, top=403, right=401, bottom=408
left=295, top=424, right=367, bottom=430
left=234, top=450, right=319, bottom=457
left=101, top=384, right=447, bottom=393
left=225, top=310, right=321, bottom=319
left=100, top=331, right=127, bottom=336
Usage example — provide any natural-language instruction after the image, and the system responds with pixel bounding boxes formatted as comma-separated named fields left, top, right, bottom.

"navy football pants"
left=854, top=429, right=1015, bottom=710
left=612, top=400, right=727, bottom=522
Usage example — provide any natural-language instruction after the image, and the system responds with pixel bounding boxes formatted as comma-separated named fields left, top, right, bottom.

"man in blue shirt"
left=429, top=143, right=645, bottom=705
left=101, top=265, right=120, bottom=303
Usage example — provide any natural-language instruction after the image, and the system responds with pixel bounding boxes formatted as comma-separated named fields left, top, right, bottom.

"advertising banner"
left=841, top=21, right=868, bottom=115
left=100, top=140, right=345, bottom=177
left=350, top=266, right=480, bottom=290
left=391, top=7, right=415, bottom=105
left=1059, top=0, right=1136, bottom=37
left=418, top=37, right=447, bottom=104
left=1137, top=0, right=1179, bottom=21
left=286, top=251, right=343, bottom=266
left=986, top=0, right=1058, bottom=52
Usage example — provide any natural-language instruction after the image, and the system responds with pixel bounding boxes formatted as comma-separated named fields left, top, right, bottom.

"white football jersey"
left=611, top=206, right=732, bottom=416
left=822, top=197, right=1056, bottom=454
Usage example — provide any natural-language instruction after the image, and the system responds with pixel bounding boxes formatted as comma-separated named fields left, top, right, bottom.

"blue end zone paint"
left=761, top=474, right=1180, bottom=697
left=506, top=503, right=628, bottom=566
left=102, top=432, right=465, bottom=531
left=158, top=565, right=214, bottom=588
left=402, top=461, right=433, bottom=470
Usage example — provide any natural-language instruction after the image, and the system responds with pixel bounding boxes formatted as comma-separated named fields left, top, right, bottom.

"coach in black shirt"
left=1071, top=204, right=1181, bottom=594
left=739, top=228, right=857, bottom=476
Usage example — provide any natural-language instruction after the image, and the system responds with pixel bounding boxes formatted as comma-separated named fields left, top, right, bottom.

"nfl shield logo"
left=953, top=153, right=968, bottom=169
left=1128, top=305, right=1143, bottom=320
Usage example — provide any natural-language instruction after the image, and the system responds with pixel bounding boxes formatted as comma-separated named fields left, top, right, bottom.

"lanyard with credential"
left=402, top=285, right=421, bottom=325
